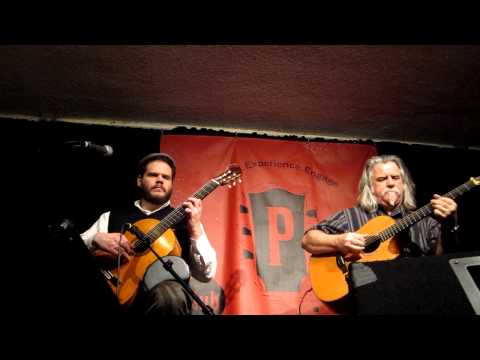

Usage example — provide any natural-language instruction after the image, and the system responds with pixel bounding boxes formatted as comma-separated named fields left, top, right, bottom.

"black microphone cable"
left=298, top=287, right=313, bottom=315
left=116, top=223, right=131, bottom=300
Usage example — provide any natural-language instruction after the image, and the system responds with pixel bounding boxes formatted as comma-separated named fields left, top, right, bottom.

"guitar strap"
left=396, top=208, right=422, bottom=257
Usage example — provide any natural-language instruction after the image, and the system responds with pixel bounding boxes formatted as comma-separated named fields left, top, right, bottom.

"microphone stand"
left=126, top=223, right=215, bottom=315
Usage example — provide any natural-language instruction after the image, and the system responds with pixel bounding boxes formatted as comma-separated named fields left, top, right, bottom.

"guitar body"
left=309, top=215, right=400, bottom=302
left=96, top=218, right=183, bottom=305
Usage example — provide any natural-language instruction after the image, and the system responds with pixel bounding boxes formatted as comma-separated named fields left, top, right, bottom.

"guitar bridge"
left=336, top=254, right=348, bottom=274
left=102, top=270, right=119, bottom=286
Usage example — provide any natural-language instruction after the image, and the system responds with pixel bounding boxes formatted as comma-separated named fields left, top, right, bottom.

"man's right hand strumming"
left=92, top=232, right=135, bottom=260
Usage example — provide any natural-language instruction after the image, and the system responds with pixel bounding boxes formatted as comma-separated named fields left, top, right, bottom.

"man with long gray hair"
left=302, top=155, right=458, bottom=257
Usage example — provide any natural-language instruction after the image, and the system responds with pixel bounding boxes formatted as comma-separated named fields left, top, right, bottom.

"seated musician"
left=302, top=155, right=458, bottom=259
left=81, top=153, right=217, bottom=317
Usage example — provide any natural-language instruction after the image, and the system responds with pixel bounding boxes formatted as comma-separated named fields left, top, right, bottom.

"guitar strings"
left=116, top=223, right=129, bottom=299
left=364, top=180, right=473, bottom=246
left=128, top=170, right=240, bottom=249
left=127, top=181, right=219, bottom=252
left=138, top=169, right=241, bottom=244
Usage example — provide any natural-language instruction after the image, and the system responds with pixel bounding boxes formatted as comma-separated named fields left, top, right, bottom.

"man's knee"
left=144, top=280, right=192, bottom=316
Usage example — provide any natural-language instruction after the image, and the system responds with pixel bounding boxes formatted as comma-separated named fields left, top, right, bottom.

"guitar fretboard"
left=365, top=178, right=477, bottom=246
left=142, top=179, right=220, bottom=244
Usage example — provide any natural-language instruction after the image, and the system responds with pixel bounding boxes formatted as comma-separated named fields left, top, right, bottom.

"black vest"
left=108, top=203, right=191, bottom=263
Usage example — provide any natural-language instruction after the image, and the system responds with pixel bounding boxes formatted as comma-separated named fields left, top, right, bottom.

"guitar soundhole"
left=364, top=241, right=380, bottom=253
left=134, top=239, right=150, bottom=253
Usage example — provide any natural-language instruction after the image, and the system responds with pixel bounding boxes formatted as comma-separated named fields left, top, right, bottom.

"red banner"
left=160, top=135, right=376, bottom=314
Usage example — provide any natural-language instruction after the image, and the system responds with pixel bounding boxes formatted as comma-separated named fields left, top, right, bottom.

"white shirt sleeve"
left=81, top=212, right=217, bottom=281
left=80, top=211, right=110, bottom=251
left=189, top=223, right=217, bottom=282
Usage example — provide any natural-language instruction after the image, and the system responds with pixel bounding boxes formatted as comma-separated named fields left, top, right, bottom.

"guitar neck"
left=147, top=179, right=220, bottom=239
left=371, top=178, right=477, bottom=244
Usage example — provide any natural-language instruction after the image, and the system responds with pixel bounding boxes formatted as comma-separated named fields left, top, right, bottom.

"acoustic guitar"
left=97, top=164, right=242, bottom=305
left=309, top=176, right=480, bottom=302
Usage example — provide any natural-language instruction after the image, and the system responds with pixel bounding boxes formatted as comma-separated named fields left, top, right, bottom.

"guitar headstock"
left=471, top=177, right=480, bottom=186
left=214, top=164, right=242, bottom=188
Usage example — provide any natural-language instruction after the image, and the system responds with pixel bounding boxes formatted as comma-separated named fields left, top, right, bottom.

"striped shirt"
left=311, top=206, right=441, bottom=256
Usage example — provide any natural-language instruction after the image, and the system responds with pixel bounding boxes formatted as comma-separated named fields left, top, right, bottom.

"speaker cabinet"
left=348, top=252, right=480, bottom=315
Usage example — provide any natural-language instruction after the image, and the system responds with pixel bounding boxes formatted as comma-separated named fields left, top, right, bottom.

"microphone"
left=64, top=141, right=114, bottom=157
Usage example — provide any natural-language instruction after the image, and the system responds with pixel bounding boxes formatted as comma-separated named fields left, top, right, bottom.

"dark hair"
left=137, top=152, right=176, bottom=179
